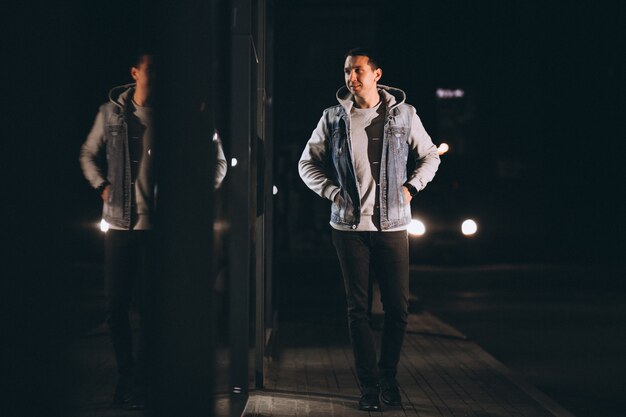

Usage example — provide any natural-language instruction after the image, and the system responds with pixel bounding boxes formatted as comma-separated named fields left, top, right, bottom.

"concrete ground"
left=61, top=260, right=626, bottom=416
left=410, top=264, right=626, bottom=417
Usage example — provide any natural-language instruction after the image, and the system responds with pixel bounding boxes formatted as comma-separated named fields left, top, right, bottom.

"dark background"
left=5, top=0, right=623, bottom=280
left=2, top=0, right=625, bottom=415
left=273, top=0, right=625, bottom=264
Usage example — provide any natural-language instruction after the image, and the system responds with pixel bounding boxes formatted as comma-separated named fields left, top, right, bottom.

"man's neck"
left=133, top=88, right=151, bottom=107
left=354, top=89, right=381, bottom=109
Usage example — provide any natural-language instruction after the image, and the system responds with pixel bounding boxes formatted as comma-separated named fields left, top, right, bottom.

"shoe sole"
left=358, top=405, right=381, bottom=412
left=381, top=397, right=401, bottom=406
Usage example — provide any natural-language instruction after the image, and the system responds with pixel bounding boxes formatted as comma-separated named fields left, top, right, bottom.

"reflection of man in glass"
left=299, top=47, right=440, bottom=411
left=80, top=53, right=156, bottom=409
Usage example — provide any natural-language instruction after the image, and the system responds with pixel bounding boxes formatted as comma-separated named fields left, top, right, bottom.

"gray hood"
left=335, top=84, right=406, bottom=113
left=108, top=83, right=136, bottom=109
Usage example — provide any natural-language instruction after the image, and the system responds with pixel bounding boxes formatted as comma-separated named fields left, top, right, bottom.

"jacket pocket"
left=332, top=189, right=346, bottom=216
left=389, top=127, right=408, bottom=151
left=105, top=124, right=124, bottom=136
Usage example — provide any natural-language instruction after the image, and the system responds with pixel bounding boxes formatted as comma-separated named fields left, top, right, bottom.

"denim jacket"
left=80, top=84, right=146, bottom=229
left=299, top=85, right=440, bottom=230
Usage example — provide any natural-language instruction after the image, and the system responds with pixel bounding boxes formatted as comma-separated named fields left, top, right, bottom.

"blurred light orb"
left=231, top=158, right=238, bottom=167
left=408, top=219, right=426, bottom=236
left=273, top=185, right=278, bottom=195
left=437, top=88, right=465, bottom=99
left=100, top=219, right=110, bottom=233
left=437, top=142, right=449, bottom=155
left=462, top=219, right=478, bottom=236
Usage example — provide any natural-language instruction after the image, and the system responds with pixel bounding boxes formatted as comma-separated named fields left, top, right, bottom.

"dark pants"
left=332, top=229, right=409, bottom=390
left=105, top=230, right=153, bottom=383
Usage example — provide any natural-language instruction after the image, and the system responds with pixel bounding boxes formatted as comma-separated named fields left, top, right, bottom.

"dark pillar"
left=150, top=0, right=221, bottom=415
left=229, top=0, right=256, bottom=408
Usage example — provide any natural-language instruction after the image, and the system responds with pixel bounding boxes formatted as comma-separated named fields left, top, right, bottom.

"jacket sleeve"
left=406, top=108, right=440, bottom=192
left=298, top=111, right=341, bottom=202
left=212, top=131, right=227, bottom=189
left=79, top=106, right=109, bottom=189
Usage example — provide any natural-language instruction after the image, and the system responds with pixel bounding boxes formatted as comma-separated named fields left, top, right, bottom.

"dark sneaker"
left=112, top=376, right=133, bottom=406
left=125, top=385, right=147, bottom=410
left=358, top=387, right=381, bottom=412
left=380, top=378, right=401, bottom=406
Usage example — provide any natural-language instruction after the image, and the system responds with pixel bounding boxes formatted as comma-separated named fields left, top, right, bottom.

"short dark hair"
left=131, top=50, right=155, bottom=68
left=344, top=47, right=381, bottom=70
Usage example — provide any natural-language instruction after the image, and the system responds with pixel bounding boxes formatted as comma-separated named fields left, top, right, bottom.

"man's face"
left=344, top=55, right=382, bottom=98
left=131, top=55, right=155, bottom=91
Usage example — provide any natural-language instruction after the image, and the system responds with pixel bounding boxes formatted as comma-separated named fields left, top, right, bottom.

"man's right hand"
left=333, top=191, right=343, bottom=205
left=101, top=185, right=110, bottom=202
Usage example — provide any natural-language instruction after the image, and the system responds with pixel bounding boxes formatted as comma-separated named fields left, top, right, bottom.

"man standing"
left=80, top=53, right=156, bottom=409
left=299, top=47, right=440, bottom=411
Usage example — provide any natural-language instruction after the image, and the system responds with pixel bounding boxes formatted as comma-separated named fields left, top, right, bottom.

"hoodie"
left=299, top=84, right=440, bottom=230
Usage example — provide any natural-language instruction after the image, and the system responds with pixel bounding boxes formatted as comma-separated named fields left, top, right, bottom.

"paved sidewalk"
left=244, top=312, right=576, bottom=417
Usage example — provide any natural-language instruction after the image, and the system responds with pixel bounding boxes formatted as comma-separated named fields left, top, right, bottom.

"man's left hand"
left=402, top=186, right=412, bottom=205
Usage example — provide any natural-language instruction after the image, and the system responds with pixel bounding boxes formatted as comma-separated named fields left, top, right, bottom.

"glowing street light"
left=408, top=219, right=426, bottom=236
left=436, top=88, right=465, bottom=99
left=461, top=219, right=478, bottom=236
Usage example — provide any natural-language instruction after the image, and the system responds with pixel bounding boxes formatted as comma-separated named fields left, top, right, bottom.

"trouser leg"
left=133, top=231, right=153, bottom=386
left=332, top=230, right=378, bottom=389
left=372, top=231, right=409, bottom=380
left=105, top=230, right=135, bottom=377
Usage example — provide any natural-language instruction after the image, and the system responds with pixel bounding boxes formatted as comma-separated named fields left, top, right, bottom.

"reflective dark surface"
left=213, top=178, right=232, bottom=415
